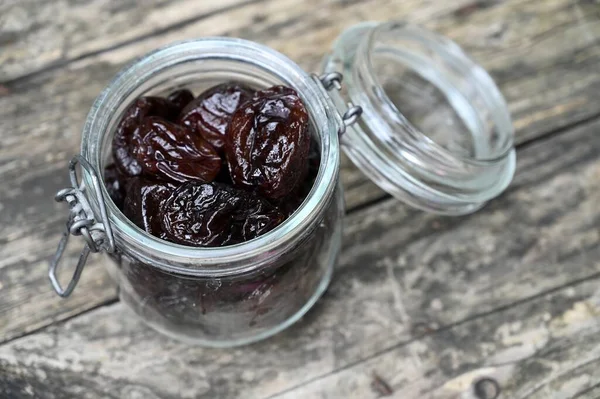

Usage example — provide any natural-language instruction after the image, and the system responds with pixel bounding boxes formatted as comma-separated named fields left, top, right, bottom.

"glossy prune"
left=123, top=178, right=178, bottom=237
left=131, top=117, right=221, bottom=183
left=178, top=83, right=254, bottom=152
left=103, top=163, right=128, bottom=209
left=108, top=83, right=319, bottom=250
left=167, top=89, right=194, bottom=113
left=225, top=86, right=310, bottom=200
left=113, top=97, right=180, bottom=176
left=161, top=182, right=285, bottom=247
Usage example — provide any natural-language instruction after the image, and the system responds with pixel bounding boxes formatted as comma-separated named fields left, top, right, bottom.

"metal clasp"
left=49, top=155, right=115, bottom=298
left=316, top=72, right=363, bottom=136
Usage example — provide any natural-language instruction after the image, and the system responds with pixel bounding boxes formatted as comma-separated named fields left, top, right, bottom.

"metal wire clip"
left=317, top=72, right=363, bottom=136
left=49, top=155, right=115, bottom=298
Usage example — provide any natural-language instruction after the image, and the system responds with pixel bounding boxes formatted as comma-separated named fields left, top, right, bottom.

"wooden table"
left=1, top=0, right=599, bottom=398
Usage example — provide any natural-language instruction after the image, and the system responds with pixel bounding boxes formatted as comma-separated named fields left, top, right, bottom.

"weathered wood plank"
left=275, top=279, right=600, bottom=399
left=1, top=0, right=483, bottom=81
left=0, top=0, right=255, bottom=81
left=1, top=0, right=599, bottom=345
left=0, top=117, right=598, bottom=398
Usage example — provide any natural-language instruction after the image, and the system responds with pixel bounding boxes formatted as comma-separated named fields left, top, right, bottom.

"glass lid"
left=322, top=22, right=516, bottom=215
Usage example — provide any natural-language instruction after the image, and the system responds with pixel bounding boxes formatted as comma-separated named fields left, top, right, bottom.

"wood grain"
left=0, top=0, right=599, bottom=349
left=1, top=0, right=483, bottom=81
left=0, top=0, right=256, bottom=81
left=274, top=278, right=600, bottom=399
left=0, top=115, right=598, bottom=399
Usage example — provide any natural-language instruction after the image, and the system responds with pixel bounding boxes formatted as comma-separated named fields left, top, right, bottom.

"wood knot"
left=371, top=373, right=393, bottom=397
left=473, top=377, right=501, bottom=399
left=410, top=321, right=435, bottom=336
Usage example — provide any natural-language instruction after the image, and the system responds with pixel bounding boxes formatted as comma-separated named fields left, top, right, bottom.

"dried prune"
left=223, top=191, right=284, bottom=246
left=167, top=89, right=194, bottom=113
left=131, top=117, right=221, bottom=183
left=103, top=163, right=128, bottom=210
left=113, top=97, right=180, bottom=176
left=161, top=182, right=285, bottom=247
left=123, top=178, right=178, bottom=237
left=107, top=83, right=318, bottom=251
left=178, top=83, right=254, bottom=152
left=225, top=86, right=310, bottom=199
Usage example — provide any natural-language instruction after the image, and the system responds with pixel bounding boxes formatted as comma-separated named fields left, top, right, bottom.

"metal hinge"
left=314, top=72, right=363, bottom=136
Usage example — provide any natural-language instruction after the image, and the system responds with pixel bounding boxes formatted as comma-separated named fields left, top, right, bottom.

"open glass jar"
left=50, top=22, right=515, bottom=347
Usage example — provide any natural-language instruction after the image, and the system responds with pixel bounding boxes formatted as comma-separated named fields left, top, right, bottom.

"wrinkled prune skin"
left=113, top=97, right=180, bottom=176
left=131, top=117, right=221, bottom=183
left=104, top=163, right=128, bottom=209
left=178, top=83, right=254, bottom=153
left=225, top=86, right=310, bottom=200
left=123, top=178, right=178, bottom=237
left=167, top=89, right=194, bottom=113
left=161, top=182, right=284, bottom=247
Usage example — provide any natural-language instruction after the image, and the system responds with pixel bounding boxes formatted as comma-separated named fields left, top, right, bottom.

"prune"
left=103, top=163, right=128, bottom=209
left=131, top=117, right=221, bottom=183
left=178, top=83, right=254, bottom=152
left=167, top=89, right=194, bottom=113
left=161, top=182, right=285, bottom=247
left=225, top=86, right=310, bottom=200
left=113, top=97, right=180, bottom=176
left=108, top=83, right=317, bottom=250
left=123, top=178, right=178, bottom=237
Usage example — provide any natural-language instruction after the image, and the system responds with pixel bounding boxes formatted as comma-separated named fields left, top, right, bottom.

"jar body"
left=105, top=184, right=342, bottom=346
left=80, top=39, right=345, bottom=347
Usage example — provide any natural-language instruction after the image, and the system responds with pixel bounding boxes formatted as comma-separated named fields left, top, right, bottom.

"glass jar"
left=50, top=22, right=515, bottom=347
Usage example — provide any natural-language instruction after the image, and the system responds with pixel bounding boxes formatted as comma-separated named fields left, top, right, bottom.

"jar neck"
left=81, top=38, right=341, bottom=276
left=325, top=22, right=515, bottom=215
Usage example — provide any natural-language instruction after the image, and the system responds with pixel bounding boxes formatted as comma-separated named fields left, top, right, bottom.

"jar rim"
left=81, top=38, right=341, bottom=277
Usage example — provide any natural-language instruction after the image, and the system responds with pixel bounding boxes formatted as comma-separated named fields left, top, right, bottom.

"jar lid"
left=322, top=22, right=516, bottom=215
